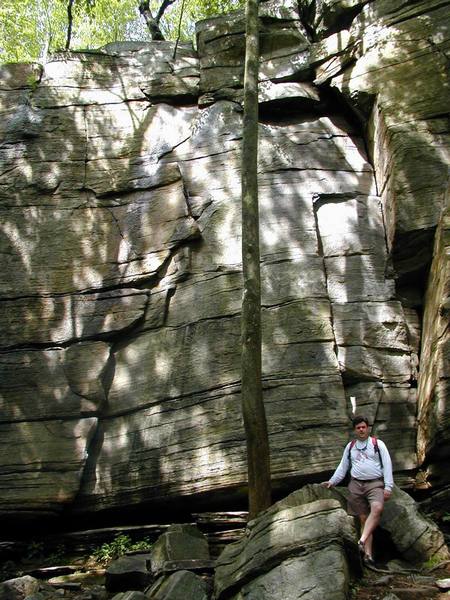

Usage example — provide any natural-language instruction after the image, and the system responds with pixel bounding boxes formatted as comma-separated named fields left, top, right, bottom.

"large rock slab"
left=0, top=180, right=199, bottom=298
left=330, top=1, right=450, bottom=240
left=196, top=0, right=310, bottom=95
left=35, top=42, right=198, bottom=107
left=214, top=485, right=357, bottom=600
left=0, top=417, right=96, bottom=518
left=380, top=486, right=450, bottom=565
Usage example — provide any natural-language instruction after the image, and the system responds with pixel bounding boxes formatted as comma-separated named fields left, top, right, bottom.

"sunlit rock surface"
left=0, top=0, right=448, bottom=520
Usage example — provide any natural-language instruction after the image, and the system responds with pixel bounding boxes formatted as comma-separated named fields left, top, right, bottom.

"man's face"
left=354, top=421, right=369, bottom=440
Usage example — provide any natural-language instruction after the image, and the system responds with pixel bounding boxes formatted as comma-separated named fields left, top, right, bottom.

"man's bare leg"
left=359, top=514, right=373, bottom=558
left=359, top=501, right=383, bottom=558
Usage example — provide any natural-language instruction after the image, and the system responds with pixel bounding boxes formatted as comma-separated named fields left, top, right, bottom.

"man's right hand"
left=321, top=481, right=333, bottom=488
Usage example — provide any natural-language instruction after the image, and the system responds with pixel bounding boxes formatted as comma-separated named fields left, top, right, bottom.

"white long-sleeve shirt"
left=329, top=436, right=394, bottom=491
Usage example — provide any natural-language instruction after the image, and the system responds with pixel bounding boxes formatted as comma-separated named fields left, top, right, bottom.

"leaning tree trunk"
left=241, top=0, right=272, bottom=519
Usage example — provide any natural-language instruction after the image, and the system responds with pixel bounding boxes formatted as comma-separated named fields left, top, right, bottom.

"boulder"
left=214, top=485, right=358, bottom=600
left=226, top=550, right=349, bottom=600
left=0, top=575, right=39, bottom=600
left=436, top=579, right=450, bottom=590
left=150, top=525, right=210, bottom=576
left=105, top=555, right=152, bottom=592
left=146, top=570, right=210, bottom=600
left=380, top=486, right=450, bottom=565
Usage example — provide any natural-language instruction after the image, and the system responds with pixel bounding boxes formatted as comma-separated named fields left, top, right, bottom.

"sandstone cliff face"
left=0, top=0, right=448, bottom=521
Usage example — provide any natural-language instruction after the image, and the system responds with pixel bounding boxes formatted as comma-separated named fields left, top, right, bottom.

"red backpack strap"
left=371, top=436, right=384, bottom=469
left=348, top=439, right=356, bottom=465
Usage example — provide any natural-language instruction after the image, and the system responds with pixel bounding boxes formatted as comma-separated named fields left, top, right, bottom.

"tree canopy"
left=0, top=0, right=244, bottom=64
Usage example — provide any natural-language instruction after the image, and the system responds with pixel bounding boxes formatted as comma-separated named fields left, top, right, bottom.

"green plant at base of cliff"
left=46, top=544, right=67, bottom=565
left=92, top=534, right=152, bottom=564
left=25, top=540, right=45, bottom=560
left=423, top=555, right=442, bottom=570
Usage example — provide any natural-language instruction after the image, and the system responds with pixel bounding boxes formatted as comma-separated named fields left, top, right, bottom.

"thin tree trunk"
left=241, top=0, right=271, bottom=520
left=172, top=0, right=186, bottom=59
left=65, top=0, right=75, bottom=50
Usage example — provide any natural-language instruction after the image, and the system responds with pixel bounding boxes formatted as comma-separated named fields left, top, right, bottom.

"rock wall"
left=0, top=0, right=448, bottom=522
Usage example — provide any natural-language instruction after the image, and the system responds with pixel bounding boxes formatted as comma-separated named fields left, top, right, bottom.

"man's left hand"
left=384, top=489, right=392, bottom=500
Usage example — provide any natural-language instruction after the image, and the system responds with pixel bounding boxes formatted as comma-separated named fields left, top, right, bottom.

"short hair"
left=352, top=415, right=369, bottom=427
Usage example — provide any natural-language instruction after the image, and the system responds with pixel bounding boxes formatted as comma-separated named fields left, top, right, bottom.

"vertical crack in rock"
left=311, top=193, right=341, bottom=369
left=376, top=192, right=391, bottom=258
left=72, top=346, right=115, bottom=503
left=162, top=286, right=177, bottom=326
left=105, top=206, right=138, bottom=261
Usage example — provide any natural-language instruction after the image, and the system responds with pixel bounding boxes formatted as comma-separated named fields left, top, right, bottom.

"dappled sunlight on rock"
left=0, top=0, right=448, bottom=522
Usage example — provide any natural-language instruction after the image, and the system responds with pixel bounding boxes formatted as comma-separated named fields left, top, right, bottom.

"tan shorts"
left=347, top=478, right=384, bottom=516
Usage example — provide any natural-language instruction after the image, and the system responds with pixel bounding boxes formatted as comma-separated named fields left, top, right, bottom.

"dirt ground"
left=2, top=556, right=450, bottom=599
left=350, top=561, right=450, bottom=600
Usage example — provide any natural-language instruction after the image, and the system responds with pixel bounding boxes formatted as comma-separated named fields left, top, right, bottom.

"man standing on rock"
left=324, top=415, right=394, bottom=566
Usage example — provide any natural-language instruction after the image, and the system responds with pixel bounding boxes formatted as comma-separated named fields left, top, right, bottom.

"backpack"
left=348, top=436, right=384, bottom=470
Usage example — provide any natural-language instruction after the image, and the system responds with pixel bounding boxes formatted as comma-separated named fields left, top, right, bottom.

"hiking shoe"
left=363, top=555, right=376, bottom=568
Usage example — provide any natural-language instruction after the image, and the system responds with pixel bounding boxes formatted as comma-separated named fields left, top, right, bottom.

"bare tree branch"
left=139, top=0, right=178, bottom=40
left=155, top=0, right=178, bottom=22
